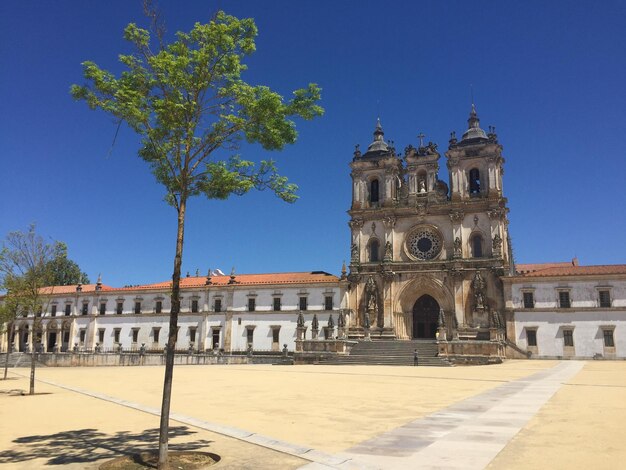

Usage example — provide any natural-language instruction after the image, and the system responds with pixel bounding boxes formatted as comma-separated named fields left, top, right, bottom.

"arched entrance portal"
left=412, top=295, right=439, bottom=339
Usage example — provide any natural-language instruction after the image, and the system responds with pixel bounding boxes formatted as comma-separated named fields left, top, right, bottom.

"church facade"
left=1, top=107, right=625, bottom=360
left=345, top=108, right=510, bottom=348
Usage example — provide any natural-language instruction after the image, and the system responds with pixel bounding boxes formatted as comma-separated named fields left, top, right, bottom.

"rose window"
left=407, top=228, right=442, bottom=260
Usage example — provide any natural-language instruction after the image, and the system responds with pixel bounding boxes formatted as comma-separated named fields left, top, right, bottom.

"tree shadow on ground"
left=0, top=426, right=213, bottom=466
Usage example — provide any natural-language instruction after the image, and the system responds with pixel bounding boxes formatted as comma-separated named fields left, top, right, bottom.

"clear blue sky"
left=1, top=0, right=625, bottom=287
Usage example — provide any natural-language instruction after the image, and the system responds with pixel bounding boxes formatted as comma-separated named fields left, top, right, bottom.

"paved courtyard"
left=0, top=360, right=625, bottom=469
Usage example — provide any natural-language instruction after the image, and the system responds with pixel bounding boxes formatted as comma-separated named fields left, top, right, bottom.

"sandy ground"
left=488, top=361, right=626, bottom=470
left=0, top=360, right=624, bottom=469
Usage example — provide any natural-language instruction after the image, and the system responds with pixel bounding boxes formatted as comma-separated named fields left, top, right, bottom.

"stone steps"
left=319, top=340, right=452, bottom=367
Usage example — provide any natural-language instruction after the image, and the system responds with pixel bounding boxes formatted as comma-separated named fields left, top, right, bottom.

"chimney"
left=572, top=257, right=579, bottom=266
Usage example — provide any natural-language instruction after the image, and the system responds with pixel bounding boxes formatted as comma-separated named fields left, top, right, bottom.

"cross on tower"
left=417, top=132, right=426, bottom=148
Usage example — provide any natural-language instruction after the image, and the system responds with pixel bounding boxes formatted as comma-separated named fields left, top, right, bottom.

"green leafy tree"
left=71, top=9, right=322, bottom=468
left=0, top=225, right=57, bottom=393
left=46, top=242, right=90, bottom=286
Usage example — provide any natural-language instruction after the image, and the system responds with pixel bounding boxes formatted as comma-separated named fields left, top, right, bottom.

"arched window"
left=469, top=168, right=481, bottom=195
left=471, top=234, right=483, bottom=258
left=370, top=179, right=379, bottom=204
left=369, top=239, right=380, bottom=262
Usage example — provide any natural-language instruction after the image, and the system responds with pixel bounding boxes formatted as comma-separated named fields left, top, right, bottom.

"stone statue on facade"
left=350, top=243, right=359, bottom=263
left=297, top=311, right=305, bottom=328
left=454, top=237, right=462, bottom=256
left=492, top=234, right=502, bottom=250
left=384, top=241, right=393, bottom=262
left=472, top=271, right=487, bottom=311
left=418, top=179, right=427, bottom=193
left=438, top=308, right=446, bottom=328
left=365, top=276, right=378, bottom=312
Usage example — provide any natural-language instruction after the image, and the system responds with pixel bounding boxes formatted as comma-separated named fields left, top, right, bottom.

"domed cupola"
left=362, top=118, right=390, bottom=157
left=460, top=104, right=488, bottom=143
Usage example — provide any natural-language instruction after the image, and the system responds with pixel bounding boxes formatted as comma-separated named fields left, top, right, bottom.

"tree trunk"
left=3, top=322, right=13, bottom=380
left=29, top=326, right=37, bottom=395
left=158, top=197, right=187, bottom=470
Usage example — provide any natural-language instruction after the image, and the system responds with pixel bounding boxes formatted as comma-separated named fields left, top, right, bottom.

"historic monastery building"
left=2, top=107, right=625, bottom=360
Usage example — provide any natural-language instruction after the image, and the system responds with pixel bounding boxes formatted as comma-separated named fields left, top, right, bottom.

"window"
left=248, top=298, right=256, bottom=312
left=212, top=328, right=220, bottom=348
left=523, top=292, right=534, bottom=309
left=82, top=303, right=89, bottom=315
left=214, top=298, right=222, bottom=313
left=132, top=328, right=139, bottom=343
left=272, top=328, right=280, bottom=344
left=134, top=301, right=141, bottom=314
left=155, top=300, right=162, bottom=314
left=189, top=327, right=197, bottom=344
left=153, top=328, right=160, bottom=343
left=370, top=179, right=379, bottom=204
left=325, top=295, right=333, bottom=311
left=299, top=296, right=308, bottom=311
left=116, top=302, right=123, bottom=315
left=246, top=327, right=254, bottom=346
left=100, top=302, right=106, bottom=315
left=471, top=235, right=483, bottom=258
left=114, top=328, right=121, bottom=344
left=563, top=329, right=574, bottom=347
left=369, top=239, right=380, bottom=262
left=98, top=328, right=105, bottom=344
left=191, top=299, right=199, bottom=313
left=527, top=329, right=537, bottom=347
left=65, top=304, right=71, bottom=316
left=603, top=329, right=615, bottom=347
left=79, top=329, right=86, bottom=345
left=273, top=297, right=281, bottom=311
left=51, top=305, right=57, bottom=317
left=559, top=291, right=571, bottom=308
left=599, top=290, right=611, bottom=308
left=469, top=168, right=481, bottom=195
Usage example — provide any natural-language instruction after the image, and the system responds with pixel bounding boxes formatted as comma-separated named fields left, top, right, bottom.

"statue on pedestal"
left=472, top=271, right=487, bottom=311
left=365, top=275, right=378, bottom=326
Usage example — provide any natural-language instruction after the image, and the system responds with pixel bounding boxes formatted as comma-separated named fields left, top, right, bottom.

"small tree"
left=71, top=9, right=322, bottom=469
left=46, top=242, right=90, bottom=286
left=0, top=226, right=57, bottom=394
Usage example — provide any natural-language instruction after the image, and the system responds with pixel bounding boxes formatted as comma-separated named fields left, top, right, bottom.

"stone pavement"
left=1, top=360, right=625, bottom=469
left=302, top=361, right=584, bottom=469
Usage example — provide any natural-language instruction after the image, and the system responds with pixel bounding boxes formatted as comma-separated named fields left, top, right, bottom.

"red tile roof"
left=40, top=284, right=114, bottom=295
left=520, top=264, right=626, bottom=278
left=123, top=271, right=339, bottom=291
left=515, top=262, right=575, bottom=275
left=37, top=272, right=339, bottom=295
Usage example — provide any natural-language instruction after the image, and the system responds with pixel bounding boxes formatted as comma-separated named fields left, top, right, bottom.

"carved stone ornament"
left=416, top=203, right=427, bottom=216
left=312, top=313, right=319, bottom=330
left=350, top=243, right=359, bottom=263
left=349, top=218, right=364, bottom=230
left=449, top=211, right=464, bottom=223
left=297, top=312, right=305, bottom=328
left=487, top=208, right=506, bottom=220
left=327, top=314, right=335, bottom=329
left=371, top=221, right=376, bottom=234
left=382, top=216, right=396, bottom=228
left=353, top=144, right=361, bottom=159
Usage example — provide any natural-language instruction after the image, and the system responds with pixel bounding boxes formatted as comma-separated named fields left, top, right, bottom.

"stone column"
left=224, top=311, right=233, bottom=353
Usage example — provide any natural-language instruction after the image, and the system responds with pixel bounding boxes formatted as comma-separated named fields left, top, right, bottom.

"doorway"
left=412, top=295, right=439, bottom=339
